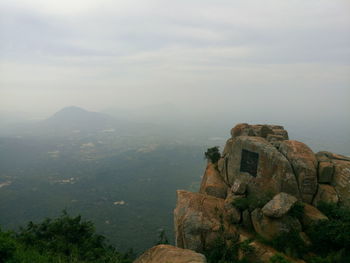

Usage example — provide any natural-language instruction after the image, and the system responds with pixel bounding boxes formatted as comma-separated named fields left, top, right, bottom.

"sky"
left=0, top=0, right=349, bottom=121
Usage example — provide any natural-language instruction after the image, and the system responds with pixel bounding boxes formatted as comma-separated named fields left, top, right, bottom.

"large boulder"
left=199, top=162, right=228, bottom=199
left=312, top=184, right=339, bottom=206
left=222, top=136, right=300, bottom=199
left=262, top=192, right=298, bottom=218
left=251, top=208, right=302, bottom=241
left=279, top=141, right=318, bottom=203
left=174, top=190, right=238, bottom=253
left=133, top=244, right=206, bottom=263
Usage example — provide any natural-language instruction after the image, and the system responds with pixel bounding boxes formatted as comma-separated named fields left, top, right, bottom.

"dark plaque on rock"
left=240, top=149, right=259, bottom=177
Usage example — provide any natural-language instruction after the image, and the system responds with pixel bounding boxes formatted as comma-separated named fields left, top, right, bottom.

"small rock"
left=262, top=192, right=298, bottom=218
left=231, top=179, right=247, bottom=195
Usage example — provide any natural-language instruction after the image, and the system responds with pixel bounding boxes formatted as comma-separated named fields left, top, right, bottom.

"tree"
left=155, top=228, right=169, bottom=245
left=204, top=146, right=221, bottom=163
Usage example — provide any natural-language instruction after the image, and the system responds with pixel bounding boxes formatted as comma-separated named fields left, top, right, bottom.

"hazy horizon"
left=1, top=0, right=349, bottom=125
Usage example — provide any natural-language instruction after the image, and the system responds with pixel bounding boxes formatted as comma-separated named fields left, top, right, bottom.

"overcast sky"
left=0, top=0, right=349, bottom=120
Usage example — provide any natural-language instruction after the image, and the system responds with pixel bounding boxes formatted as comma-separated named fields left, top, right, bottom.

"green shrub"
left=307, top=202, right=350, bottom=254
left=269, top=253, right=291, bottom=263
left=238, top=240, right=255, bottom=256
left=204, top=146, right=221, bottom=163
left=233, top=192, right=273, bottom=212
left=270, top=230, right=307, bottom=258
left=0, top=229, right=16, bottom=263
left=306, top=249, right=350, bottom=263
left=204, top=236, right=238, bottom=263
left=288, top=202, right=304, bottom=220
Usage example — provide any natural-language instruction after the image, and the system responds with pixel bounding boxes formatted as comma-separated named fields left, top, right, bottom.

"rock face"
left=199, top=162, right=228, bottom=199
left=279, top=141, right=318, bottom=203
left=133, top=245, right=206, bottom=263
left=222, top=136, right=300, bottom=199
left=174, top=190, right=238, bottom=253
left=262, top=192, right=298, bottom=218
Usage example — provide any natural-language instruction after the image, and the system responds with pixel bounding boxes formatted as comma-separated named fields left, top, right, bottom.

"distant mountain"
left=0, top=106, right=157, bottom=138
left=40, top=106, right=116, bottom=134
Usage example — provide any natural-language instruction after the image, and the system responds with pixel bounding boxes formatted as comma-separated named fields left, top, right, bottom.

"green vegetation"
left=204, top=146, right=221, bottom=163
left=232, top=192, right=274, bottom=212
left=204, top=238, right=258, bottom=263
left=305, top=202, right=350, bottom=263
left=269, top=253, right=291, bottom=263
left=155, top=229, right=169, bottom=245
left=262, top=202, right=350, bottom=263
left=204, top=236, right=238, bottom=263
left=0, top=212, right=133, bottom=263
left=288, top=201, right=304, bottom=221
left=204, top=210, right=254, bottom=263
left=269, top=230, right=307, bottom=258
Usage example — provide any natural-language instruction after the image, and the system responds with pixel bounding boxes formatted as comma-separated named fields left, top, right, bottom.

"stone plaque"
left=240, top=149, right=259, bottom=177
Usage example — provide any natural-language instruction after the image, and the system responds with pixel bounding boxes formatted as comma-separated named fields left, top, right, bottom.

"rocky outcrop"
left=199, top=163, right=228, bottom=199
left=136, top=123, right=350, bottom=263
left=279, top=141, right=318, bottom=203
left=174, top=190, right=238, bottom=253
left=133, top=245, right=206, bottom=263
